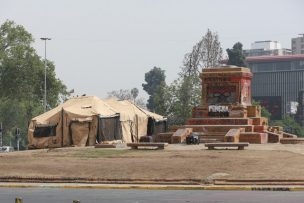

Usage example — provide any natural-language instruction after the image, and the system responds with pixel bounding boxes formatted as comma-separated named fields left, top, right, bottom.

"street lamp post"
left=40, top=37, right=51, bottom=112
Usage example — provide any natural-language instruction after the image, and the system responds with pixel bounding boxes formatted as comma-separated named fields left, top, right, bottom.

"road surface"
left=1, top=188, right=304, bottom=203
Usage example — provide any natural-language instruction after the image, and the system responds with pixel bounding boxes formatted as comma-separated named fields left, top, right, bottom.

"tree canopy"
left=181, top=29, right=223, bottom=76
left=142, top=67, right=166, bottom=112
left=169, top=29, right=223, bottom=124
left=271, top=116, right=304, bottom=137
left=107, top=88, right=145, bottom=108
left=142, top=29, right=223, bottom=124
left=0, top=20, right=68, bottom=149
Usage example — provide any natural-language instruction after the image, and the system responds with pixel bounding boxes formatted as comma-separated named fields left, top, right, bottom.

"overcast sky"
left=1, top=0, right=303, bottom=100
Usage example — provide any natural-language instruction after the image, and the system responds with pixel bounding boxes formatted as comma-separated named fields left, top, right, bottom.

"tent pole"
left=61, top=108, right=64, bottom=147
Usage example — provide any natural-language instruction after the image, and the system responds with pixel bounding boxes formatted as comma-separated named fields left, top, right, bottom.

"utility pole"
left=16, top=128, right=20, bottom=151
left=40, top=37, right=51, bottom=112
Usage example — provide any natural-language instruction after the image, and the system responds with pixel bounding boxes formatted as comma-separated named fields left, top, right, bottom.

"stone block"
left=254, top=125, right=268, bottom=133
left=267, top=131, right=283, bottom=143
left=280, top=138, right=304, bottom=144
left=224, top=129, right=240, bottom=143
left=154, top=132, right=174, bottom=143
left=192, top=106, right=207, bottom=118
left=239, top=128, right=246, bottom=132
left=251, top=117, right=268, bottom=125
left=171, top=128, right=193, bottom=144
left=182, top=125, right=254, bottom=133
left=247, top=105, right=261, bottom=117
left=186, top=118, right=253, bottom=125
left=239, top=132, right=268, bottom=144
left=229, top=110, right=247, bottom=118
left=268, top=126, right=283, bottom=134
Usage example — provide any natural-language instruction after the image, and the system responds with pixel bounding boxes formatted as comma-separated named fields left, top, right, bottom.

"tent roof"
left=32, top=96, right=117, bottom=123
left=63, top=96, right=117, bottom=117
left=104, top=98, right=166, bottom=121
left=32, top=96, right=166, bottom=123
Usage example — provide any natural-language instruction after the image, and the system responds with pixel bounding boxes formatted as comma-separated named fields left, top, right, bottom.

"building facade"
left=246, top=55, right=304, bottom=119
left=244, top=41, right=291, bottom=57
left=292, top=34, right=304, bottom=54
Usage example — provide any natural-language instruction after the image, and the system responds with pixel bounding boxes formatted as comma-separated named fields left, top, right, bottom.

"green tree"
left=151, top=81, right=170, bottom=116
left=181, top=29, right=223, bottom=75
left=0, top=20, right=68, bottom=149
left=131, top=88, right=139, bottom=102
left=252, top=100, right=272, bottom=119
left=142, top=67, right=166, bottom=112
left=252, top=101, right=304, bottom=137
left=226, top=42, right=247, bottom=67
left=167, top=75, right=201, bottom=124
left=168, top=29, right=223, bottom=124
left=107, top=88, right=146, bottom=108
left=271, top=116, right=304, bottom=137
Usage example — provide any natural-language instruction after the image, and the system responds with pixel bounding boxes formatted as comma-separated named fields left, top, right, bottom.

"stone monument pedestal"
left=185, top=66, right=274, bottom=144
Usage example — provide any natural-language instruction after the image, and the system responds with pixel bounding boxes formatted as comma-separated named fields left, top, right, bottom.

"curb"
left=1, top=183, right=304, bottom=191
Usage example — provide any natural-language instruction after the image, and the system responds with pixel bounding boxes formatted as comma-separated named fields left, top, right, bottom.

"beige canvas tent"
left=28, top=96, right=167, bottom=149
left=104, top=98, right=166, bottom=143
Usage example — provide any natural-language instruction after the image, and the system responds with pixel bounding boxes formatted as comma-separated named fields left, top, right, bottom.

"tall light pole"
left=40, top=37, right=51, bottom=112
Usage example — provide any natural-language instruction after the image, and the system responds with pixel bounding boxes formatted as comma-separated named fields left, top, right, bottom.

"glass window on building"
left=300, top=60, right=304, bottom=69
left=292, top=61, right=299, bottom=69
left=255, top=63, right=274, bottom=72
left=293, top=61, right=303, bottom=70
left=275, top=61, right=291, bottom=71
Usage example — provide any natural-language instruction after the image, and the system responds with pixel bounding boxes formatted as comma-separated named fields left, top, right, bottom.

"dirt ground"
left=1, top=143, right=304, bottom=181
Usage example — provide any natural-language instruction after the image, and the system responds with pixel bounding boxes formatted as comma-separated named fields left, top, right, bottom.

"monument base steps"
left=186, top=118, right=253, bottom=125
left=266, top=131, right=283, bottom=143
left=200, top=135, right=225, bottom=142
left=253, top=125, right=268, bottom=133
left=239, top=132, right=268, bottom=144
left=251, top=117, right=268, bottom=125
left=200, top=138, right=222, bottom=143
left=280, top=138, right=304, bottom=144
left=183, top=125, right=254, bottom=133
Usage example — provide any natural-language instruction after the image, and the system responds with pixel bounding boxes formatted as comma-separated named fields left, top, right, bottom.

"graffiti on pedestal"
left=208, top=105, right=229, bottom=117
left=207, top=85, right=236, bottom=104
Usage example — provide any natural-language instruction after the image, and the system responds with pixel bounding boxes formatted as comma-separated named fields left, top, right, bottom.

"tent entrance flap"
left=98, top=115, right=122, bottom=142
left=147, top=117, right=167, bottom=136
left=69, top=121, right=90, bottom=147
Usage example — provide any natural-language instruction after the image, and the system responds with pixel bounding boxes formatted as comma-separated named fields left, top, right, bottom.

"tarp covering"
left=28, top=96, right=166, bottom=149
left=104, top=99, right=147, bottom=143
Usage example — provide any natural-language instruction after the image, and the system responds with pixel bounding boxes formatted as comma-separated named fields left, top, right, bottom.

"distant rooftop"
left=250, top=40, right=282, bottom=50
left=246, top=54, right=304, bottom=63
left=254, top=40, right=278, bottom=43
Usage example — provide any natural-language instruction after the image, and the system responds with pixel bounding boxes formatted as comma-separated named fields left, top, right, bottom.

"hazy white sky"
left=1, top=0, right=303, bottom=100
